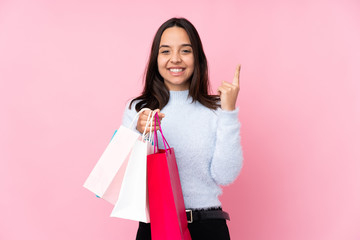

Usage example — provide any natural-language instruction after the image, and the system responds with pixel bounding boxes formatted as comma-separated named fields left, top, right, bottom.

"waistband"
left=186, top=207, right=230, bottom=223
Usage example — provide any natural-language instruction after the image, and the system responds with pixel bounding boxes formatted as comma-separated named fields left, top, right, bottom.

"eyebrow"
left=159, top=44, right=192, bottom=48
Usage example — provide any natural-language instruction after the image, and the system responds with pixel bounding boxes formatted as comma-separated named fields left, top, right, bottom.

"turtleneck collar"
left=168, top=90, right=192, bottom=104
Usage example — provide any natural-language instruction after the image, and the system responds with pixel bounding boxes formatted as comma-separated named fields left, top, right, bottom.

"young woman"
left=121, top=17, right=243, bottom=240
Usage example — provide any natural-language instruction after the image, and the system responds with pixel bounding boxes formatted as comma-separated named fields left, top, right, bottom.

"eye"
left=182, top=49, right=192, bottom=54
left=160, top=49, right=170, bottom=54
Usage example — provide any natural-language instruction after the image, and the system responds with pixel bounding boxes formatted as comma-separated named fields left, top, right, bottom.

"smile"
left=169, top=68, right=185, bottom=73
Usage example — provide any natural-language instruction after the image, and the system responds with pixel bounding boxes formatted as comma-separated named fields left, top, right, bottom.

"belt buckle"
left=186, top=209, right=193, bottom=223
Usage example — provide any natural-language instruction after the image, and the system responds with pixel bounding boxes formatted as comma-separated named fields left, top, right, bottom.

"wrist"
left=221, top=104, right=236, bottom=111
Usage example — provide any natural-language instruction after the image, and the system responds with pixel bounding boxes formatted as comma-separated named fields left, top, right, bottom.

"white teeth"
left=169, top=68, right=183, bottom=72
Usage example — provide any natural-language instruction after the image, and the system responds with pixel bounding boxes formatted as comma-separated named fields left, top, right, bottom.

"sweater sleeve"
left=210, top=108, right=244, bottom=186
left=121, top=101, right=138, bottom=132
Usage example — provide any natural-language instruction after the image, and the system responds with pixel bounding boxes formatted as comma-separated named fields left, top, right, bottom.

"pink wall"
left=1, top=0, right=360, bottom=239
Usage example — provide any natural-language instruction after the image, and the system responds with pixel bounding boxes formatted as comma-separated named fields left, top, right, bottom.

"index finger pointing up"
left=232, top=64, right=241, bottom=86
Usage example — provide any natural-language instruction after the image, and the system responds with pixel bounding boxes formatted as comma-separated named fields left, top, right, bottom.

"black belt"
left=186, top=209, right=230, bottom=223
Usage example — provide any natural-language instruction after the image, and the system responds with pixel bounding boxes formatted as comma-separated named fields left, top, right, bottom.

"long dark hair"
left=130, top=17, right=219, bottom=111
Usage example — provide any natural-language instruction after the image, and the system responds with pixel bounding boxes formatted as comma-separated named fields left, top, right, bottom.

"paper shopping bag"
left=83, top=108, right=150, bottom=205
left=147, top=113, right=191, bottom=240
left=110, top=111, right=156, bottom=223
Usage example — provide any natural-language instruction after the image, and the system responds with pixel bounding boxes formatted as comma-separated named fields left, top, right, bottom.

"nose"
left=170, top=52, right=181, bottom=63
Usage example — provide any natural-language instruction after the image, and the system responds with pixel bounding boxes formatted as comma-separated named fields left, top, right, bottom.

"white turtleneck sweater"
left=121, top=90, right=243, bottom=209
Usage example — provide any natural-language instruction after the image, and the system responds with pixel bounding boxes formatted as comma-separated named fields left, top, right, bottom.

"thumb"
left=154, top=109, right=165, bottom=118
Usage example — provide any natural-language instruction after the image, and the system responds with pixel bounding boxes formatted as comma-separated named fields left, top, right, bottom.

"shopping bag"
left=110, top=111, right=156, bottom=223
left=83, top=108, right=150, bottom=205
left=147, top=113, right=192, bottom=240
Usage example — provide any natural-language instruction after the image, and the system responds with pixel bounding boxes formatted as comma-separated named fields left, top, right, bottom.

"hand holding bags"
left=147, top=113, right=192, bottom=240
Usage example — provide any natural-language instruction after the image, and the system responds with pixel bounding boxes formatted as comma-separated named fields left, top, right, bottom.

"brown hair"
left=130, top=17, right=219, bottom=111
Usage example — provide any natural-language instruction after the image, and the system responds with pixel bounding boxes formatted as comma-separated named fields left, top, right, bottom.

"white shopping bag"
left=83, top=108, right=150, bottom=205
left=110, top=111, right=155, bottom=222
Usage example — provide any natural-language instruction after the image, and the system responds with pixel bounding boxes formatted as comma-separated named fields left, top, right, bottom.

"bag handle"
left=148, top=111, right=156, bottom=141
left=128, top=108, right=155, bottom=143
left=129, top=108, right=151, bottom=129
left=153, top=112, right=170, bottom=153
left=143, top=110, right=156, bottom=142
left=141, top=110, right=152, bottom=139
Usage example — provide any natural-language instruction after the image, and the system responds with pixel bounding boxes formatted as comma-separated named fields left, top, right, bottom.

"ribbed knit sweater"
left=121, top=90, right=243, bottom=209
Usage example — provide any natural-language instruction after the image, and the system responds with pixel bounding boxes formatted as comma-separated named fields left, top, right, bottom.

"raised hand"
left=136, top=109, right=165, bottom=133
left=217, top=64, right=241, bottom=111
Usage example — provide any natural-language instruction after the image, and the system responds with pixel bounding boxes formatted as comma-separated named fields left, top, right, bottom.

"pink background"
left=1, top=0, right=360, bottom=239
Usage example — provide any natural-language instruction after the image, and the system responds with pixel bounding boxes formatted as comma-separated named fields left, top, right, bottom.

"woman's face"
left=157, top=27, right=194, bottom=91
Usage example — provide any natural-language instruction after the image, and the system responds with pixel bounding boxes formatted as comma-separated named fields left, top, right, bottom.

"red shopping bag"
left=147, top=113, right=191, bottom=240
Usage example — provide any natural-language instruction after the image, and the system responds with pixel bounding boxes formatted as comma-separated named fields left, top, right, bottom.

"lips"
left=167, top=67, right=186, bottom=76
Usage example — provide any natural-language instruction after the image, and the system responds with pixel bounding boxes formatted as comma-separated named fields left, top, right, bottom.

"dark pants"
left=136, top=219, right=231, bottom=240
